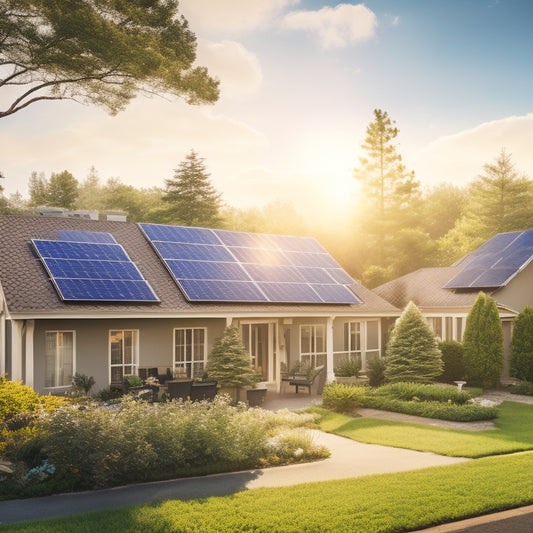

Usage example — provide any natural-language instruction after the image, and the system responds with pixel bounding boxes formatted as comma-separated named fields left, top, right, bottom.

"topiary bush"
left=322, top=383, right=366, bottom=413
left=510, top=306, right=533, bottom=382
left=438, top=341, right=465, bottom=383
left=0, top=376, right=39, bottom=419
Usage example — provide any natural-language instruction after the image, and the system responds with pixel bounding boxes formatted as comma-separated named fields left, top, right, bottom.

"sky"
left=2, top=0, right=533, bottom=227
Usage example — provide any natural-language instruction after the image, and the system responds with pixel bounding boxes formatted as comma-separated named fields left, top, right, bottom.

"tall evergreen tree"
left=48, top=171, right=79, bottom=209
left=28, top=172, right=49, bottom=206
left=162, top=150, right=222, bottom=227
left=384, top=301, right=443, bottom=383
left=463, top=292, right=504, bottom=388
left=353, top=109, right=420, bottom=270
left=510, top=306, right=533, bottom=382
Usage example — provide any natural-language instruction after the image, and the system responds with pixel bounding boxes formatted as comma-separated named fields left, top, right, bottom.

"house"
left=374, top=229, right=533, bottom=381
left=0, top=214, right=399, bottom=394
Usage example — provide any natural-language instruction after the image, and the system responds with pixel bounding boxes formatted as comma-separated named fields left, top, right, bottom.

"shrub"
left=322, top=383, right=366, bottom=414
left=463, top=292, right=503, bottom=388
left=373, top=382, right=471, bottom=405
left=72, top=373, right=96, bottom=396
left=334, top=359, right=361, bottom=378
left=206, top=327, right=257, bottom=388
left=438, top=341, right=465, bottom=383
left=95, top=387, right=124, bottom=402
left=0, top=376, right=39, bottom=419
left=366, top=357, right=386, bottom=387
left=385, top=302, right=443, bottom=383
left=508, top=381, right=533, bottom=396
left=510, top=306, right=533, bottom=382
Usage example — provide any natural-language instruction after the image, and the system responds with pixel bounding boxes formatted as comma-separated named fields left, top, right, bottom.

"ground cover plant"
left=2, top=452, right=533, bottom=532
left=0, top=396, right=327, bottom=499
left=508, top=381, right=533, bottom=396
left=314, top=401, right=533, bottom=458
left=321, top=382, right=495, bottom=421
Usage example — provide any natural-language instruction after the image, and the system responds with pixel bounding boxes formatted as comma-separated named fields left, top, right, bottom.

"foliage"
left=508, top=381, right=533, bottom=396
left=366, top=357, right=386, bottom=387
left=384, top=301, right=443, bottom=383
left=511, top=306, right=533, bottom=382
left=438, top=340, right=465, bottom=382
left=0, top=0, right=219, bottom=118
left=95, top=387, right=124, bottom=402
left=322, top=383, right=366, bottom=413
left=6, top=397, right=324, bottom=495
left=360, top=265, right=393, bottom=289
left=158, top=150, right=222, bottom=227
left=6, top=452, right=533, bottom=533
left=334, top=359, right=361, bottom=377
left=126, top=375, right=143, bottom=388
left=206, top=327, right=257, bottom=388
left=373, top=382, right=471, bottom=405
left=0, top=377, right=39, bottom=419
left=463, top=292, right=504, bottom=387
left=72, top=373, right=95, bottom=396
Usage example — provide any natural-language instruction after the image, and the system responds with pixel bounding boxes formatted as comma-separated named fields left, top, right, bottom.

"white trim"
left=24, top=320, right=34, bottom=387
left=11, top=320, right=23, bottom=381
left=326, top=317, right=334, bottom=383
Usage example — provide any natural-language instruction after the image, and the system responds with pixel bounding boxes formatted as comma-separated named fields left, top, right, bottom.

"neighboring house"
left=0, top=214, right=399, bottom=394
left=375, top=229, right=533, bottom=381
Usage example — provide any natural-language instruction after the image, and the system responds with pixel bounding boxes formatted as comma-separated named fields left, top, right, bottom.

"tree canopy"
left=0, top=0, right=219, bottom=118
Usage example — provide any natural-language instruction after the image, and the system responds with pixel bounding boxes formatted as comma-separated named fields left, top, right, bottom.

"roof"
left=0, top=215, right=399, bottom=318
left=373, top=267, right=498, bottom=310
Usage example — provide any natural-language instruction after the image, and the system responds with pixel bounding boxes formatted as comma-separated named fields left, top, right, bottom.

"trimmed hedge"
left=508, top=381, right=533, bottom=396
left=373, top=382, right=471, bottom=405
left=322, top=383, right=366, bottom=413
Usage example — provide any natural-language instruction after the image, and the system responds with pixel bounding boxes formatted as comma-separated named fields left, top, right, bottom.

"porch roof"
left=0, top=215, right=399, bottom=318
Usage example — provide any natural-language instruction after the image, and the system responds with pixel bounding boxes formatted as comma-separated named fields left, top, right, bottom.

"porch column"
left=326, top=316, right=335, bottom=383
left=0, top=310, right=5, bottom=377
left=24, top=320, right=35, bottom=388
left=225, top=316, right=233, bottom=328
left=11, top=320, right=24, bottom=381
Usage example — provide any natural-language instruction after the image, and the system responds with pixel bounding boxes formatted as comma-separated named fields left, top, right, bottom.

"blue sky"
left=2, top=1, right=533, bottom=227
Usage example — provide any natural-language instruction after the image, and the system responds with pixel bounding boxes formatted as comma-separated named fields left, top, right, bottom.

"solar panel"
left=138, top=223, right=360, bottom=305
left=57, top=230, right=117, bottom=244
left=33, top=239, right=159, bottom=302
left=445, top=229, right=533, bottom=289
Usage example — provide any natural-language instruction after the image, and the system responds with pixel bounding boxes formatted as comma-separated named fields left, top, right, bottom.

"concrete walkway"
left=0, top=430, right=466, bottom=525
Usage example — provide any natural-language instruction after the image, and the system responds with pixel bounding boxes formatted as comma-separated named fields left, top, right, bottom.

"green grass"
left=312, top=401, right=533, bottom=458
left=2, top=452, right=533, bottom=532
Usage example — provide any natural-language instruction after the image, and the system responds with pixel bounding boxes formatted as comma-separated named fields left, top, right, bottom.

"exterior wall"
left=494, top=262, right=533, bottom=313
left=32, top=317, right=227, bottom=394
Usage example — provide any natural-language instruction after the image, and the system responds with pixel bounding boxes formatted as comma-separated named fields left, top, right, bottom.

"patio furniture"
left=288, top=365, right=325, bottom=395
left=190, top=381, right=217, bottom=402
left=167, top=379, right=193, bottom=401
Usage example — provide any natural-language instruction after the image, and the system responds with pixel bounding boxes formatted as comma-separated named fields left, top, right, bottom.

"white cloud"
left=282, top=3, right=377, bottom=49
left=414, top=113, right=533, bottom=187
left=196, top=40, right=262, bottom=97
left=179, top=0, right=299, bottom=33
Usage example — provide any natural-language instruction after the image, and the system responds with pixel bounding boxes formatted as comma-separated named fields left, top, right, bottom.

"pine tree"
left=205, top=327, right=257, bottom=388
left=162, top=150, right=222, bottom=227
left=510, top=306, right=533, bottom=382
left=463, top=292, right=504, bottom=388
left=384, top=301, right=443, bottom=383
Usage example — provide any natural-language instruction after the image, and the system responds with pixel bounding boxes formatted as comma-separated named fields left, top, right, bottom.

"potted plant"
left=206, top=327, right=261, bottom=404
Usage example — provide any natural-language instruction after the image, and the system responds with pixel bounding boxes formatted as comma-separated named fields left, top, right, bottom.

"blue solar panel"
left=166, top=260, right=249, bottom=281
left=139, top=223, right=220, bottom=245
left=153, top=241, right=235, bottom=262
left=33, top=239, right=159, bottom=302
left=257, top=282, right=322, bottom=303
left=446, top=229, right=533, bottom=289
left=138, top=223, right=359, bottom=305
left=55, top=278, right=158, bottom=302
left=57, top=231, right=117, bottom=244
left=179, top=279, right=267, bottom=302
left=242, top=264, right=305, bottom=283
left=312, top=284, right=362, bottom=304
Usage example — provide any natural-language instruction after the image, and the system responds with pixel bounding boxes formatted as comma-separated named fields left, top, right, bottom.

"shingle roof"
left=373, top=267, right=497, bottom=310
left=0, top=215, right=398, bottom=317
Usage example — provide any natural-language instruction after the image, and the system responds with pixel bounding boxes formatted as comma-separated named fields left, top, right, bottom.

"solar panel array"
left=444, top=229, right=533, bottom=289
left=33, top=233, right=159, bottom=302
left=139, top=223, right=361, bottom=304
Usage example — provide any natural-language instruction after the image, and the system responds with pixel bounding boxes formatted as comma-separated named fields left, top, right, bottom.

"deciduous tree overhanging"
left=0, top=0, right=219, bottom=119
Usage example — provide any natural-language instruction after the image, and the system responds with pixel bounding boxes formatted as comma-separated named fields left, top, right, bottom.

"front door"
left=241, top=323, right=274, bottom=382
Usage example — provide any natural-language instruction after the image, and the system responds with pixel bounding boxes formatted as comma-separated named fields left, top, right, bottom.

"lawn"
left=2, top=452, right=533, bottom=532
left=313, top=401, right=533, bottom=458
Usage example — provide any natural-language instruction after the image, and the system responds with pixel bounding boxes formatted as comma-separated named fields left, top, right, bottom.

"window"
left=426, top=317, right=442, bottom=339
left=45, top=331, right=74, bottom=388
left=344, top=322, right=361, bottom=353
left=300, top=324, right=325, bottom=368
left=445, top=317, right=454, bottom=341
left=456, top=317, right=463, bottom=342
left=174, top=328, right=206, bottom=379
left=110, top=330, right=139, bottom=384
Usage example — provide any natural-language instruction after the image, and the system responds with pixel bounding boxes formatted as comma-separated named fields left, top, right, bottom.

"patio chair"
left=167, top=379, right=193, bottom=401
left=190, top=381, right=218, bottom=402
left=289, top=365, right=325, bottom=395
